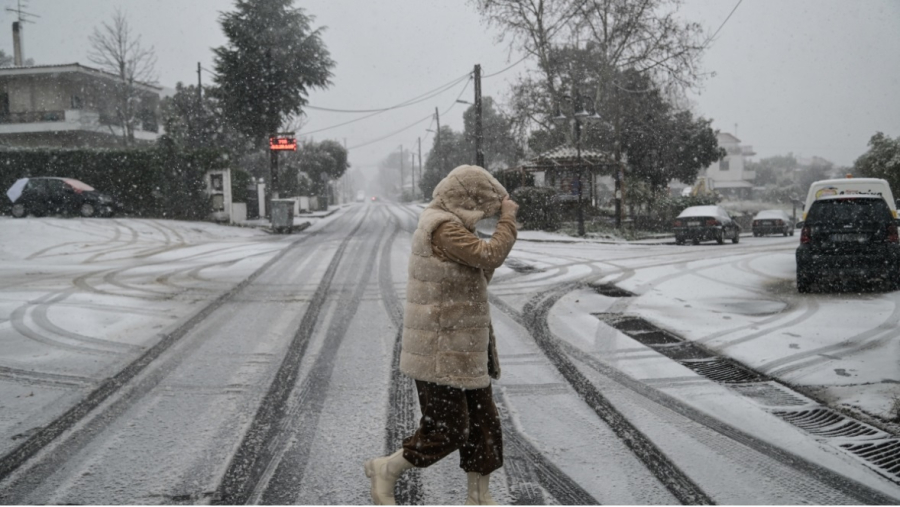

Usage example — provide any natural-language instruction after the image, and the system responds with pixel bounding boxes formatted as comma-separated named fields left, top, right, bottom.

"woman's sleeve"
left=432, top=213, right=517, bottom=270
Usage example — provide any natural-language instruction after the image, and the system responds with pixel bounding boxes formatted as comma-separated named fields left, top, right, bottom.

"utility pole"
left=474, top=64, right=484, bottom=168
left=411, top=151, right=416, bottom=201
left=417, top=137, right=423, bottom=201
left=265, top=49, right=278, bottom=209
left=197, top=62, right=202, bottom=107
left=614, top=116, right=624, bottom=229
left=434, top=107, right=444, bottom=176
left=399, top=144, right=404, bottom=199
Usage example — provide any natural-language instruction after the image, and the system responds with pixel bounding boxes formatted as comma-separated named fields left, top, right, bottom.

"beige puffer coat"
left=399, top=165, right=515, bottom=390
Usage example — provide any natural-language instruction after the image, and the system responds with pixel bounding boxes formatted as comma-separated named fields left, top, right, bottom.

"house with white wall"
left=702, top=132, right=756, bottom=198
left=0, top=63, right=162, bottom=148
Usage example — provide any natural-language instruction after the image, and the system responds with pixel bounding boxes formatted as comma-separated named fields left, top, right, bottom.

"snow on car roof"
left=815, top=194, right=883, bottom=201
left=677, top=205, right=724, bottom=218
left=754, top=210, right=788, bottom=219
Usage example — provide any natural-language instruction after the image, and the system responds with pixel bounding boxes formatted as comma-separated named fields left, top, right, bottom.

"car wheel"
left=11, top=203, right=26, bottom=218
left=691, top=237, right=700, bottom=245
left=790, top=228, right=794, bottom=236
left=783, top=228, right=789, bottom=237
left=732, top=229, right=740, bottom=243
left=80, top=203, right=96, bottom=217
left=797, top=277, right=811, bottom=293
left=716, top=230, right=725, bottom=244
left=675, top=236, right=685, bottom=245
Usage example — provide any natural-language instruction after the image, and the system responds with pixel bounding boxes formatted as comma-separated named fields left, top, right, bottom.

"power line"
left=705, top=0, right=743, bottom=47
left=347, top=112, right=433, bottom=150
left=306, top=71, right=471, bottom=113
left=350, top=77, right=471, bottom=151
left=302, top=76, right=471, bottom=137
left=199, top=65, right=219, bottom=78
left=482, top=55, right=528, bottom=78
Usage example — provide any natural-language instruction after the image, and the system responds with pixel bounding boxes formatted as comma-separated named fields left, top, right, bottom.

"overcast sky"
left=3, top=0, right=899, bottom=171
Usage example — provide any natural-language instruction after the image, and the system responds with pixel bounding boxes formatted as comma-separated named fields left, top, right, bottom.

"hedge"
left=0, top=143, right=230, bottom=219
left=512, top=186, right=561, bottom=230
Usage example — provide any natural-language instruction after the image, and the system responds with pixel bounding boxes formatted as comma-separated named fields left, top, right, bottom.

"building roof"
left=0, top=63, right=162, bottom=92
left=520, top=144, right=615, bottom=171
left=717, top=132, right=741, bottom=144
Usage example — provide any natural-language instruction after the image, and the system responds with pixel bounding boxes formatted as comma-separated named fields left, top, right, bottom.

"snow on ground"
left=0, top=216, right=297, bottom=455
left=489, top=229, right=900, bottom=498
left=499, top=234, right=900, bottom=422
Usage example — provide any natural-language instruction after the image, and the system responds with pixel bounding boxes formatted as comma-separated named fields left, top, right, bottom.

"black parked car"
left=752, top=209, right=794, bottom=236
left=796, top=195, right=900, bottom=293
left=6, top=177, right=117, bottom=218
left=673, top=205, right=741, bottom=245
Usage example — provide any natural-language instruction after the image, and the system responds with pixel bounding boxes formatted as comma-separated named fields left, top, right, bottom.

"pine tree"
left=212, top=0, right=334, bottom=145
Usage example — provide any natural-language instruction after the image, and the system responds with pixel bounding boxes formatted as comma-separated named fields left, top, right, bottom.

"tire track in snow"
left=492, top=284, right=898, bottom=504
left=250, top=210, right=389, bottom=504
left=212, top=206, right=372, bottom=504
left=760, top=292, right=900, bottom=377
left=0, top=212, right=334, bottom=489
left=25, top=219, right=125, bottom=261
left=491, top=284, right=714, bottom=505
left=376, top=210, right=424, bottom=506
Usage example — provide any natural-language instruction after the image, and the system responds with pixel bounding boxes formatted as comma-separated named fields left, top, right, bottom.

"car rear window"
left=807, top=198, right=892, bottom=223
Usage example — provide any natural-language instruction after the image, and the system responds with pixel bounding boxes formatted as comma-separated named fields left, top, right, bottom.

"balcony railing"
left=0, top=110, right=66, bottom=124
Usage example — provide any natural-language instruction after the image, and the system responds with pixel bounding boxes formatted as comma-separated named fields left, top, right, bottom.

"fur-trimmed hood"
left=427, top=165, right=508, bottom=231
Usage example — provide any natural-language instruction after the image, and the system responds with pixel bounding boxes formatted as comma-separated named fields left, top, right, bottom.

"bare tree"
left=475, top=0, right=706, bottom=94
left=88, top=9, right=157, bottom=146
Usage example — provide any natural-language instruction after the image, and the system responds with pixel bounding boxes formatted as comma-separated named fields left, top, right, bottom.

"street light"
left=553, top=91, right=603, bottom=237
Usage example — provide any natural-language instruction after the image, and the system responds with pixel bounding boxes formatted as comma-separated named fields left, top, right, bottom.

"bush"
left=494, top=170, right=534, bottom=195
left=0, top=145, right=229, bottom=219
left=231, top=169, right=252, bottom=203
left=512, top=186, right=561, bottom=230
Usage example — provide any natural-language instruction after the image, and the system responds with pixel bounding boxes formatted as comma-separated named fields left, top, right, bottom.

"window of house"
left=138, top=108, right=158, bottom=133
left=0, top=93, right=9, bottom=119
left=720, top=157, right=730, bottom=171
left=70, top=95, right=83, bottom=109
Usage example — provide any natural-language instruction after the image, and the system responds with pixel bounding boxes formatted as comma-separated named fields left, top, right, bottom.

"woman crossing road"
left=365, top=165, right=519, bottom=505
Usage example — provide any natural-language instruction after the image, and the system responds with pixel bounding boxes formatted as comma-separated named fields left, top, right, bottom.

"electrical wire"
left=441, top=77, right=471, bottom=116
left=301, top=76, right=471, bottom=136
left=482, top=55, right=528, bottom=78
left=704, top=0, right=742, bottom=47
left=306, top=71, right=471, bottom=113
left=347, top=112, right=434, bottom=150
left=349, top=78, right=471, bottom=151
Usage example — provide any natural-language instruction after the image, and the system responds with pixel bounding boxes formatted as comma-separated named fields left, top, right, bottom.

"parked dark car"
left=6, top=177, right=117, bottom=218
left=673, top=205, right=741, bottom=245
left=796, top=195, right=900, bottom=293
left=752, top=209, right=794, bottom=236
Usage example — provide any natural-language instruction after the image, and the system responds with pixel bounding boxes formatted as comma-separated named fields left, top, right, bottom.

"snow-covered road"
left=1, top=204, right=899, bottom=504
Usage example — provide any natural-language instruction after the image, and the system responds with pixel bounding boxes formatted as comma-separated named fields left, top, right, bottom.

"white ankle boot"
left=465, top=472, right=498, bottom=505
left=364, top=449, right=414, bottom=505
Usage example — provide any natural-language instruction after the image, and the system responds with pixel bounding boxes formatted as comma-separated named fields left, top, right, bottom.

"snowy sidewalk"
left=238, top=204, right=346, bottom=231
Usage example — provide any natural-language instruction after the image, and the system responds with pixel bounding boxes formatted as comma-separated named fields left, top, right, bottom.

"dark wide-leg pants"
left=401, top=380, right=503, bottom=475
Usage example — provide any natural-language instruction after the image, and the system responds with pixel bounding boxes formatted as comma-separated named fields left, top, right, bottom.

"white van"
left=803, top=177, right=896, bottom=221
left=356, top=190, right=366, bottom=202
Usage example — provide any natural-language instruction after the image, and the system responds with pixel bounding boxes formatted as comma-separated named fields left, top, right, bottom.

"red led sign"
left=269, top=136, right=297, bottom=151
